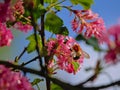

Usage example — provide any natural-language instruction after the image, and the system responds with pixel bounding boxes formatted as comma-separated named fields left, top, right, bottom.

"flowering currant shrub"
left=0, top=0, right=120, bottom=90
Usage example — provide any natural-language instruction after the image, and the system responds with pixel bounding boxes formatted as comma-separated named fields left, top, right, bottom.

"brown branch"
left=40, top=0, right=51, bottom=90
left=0, top=60, right=44, bottom=76
left=0, top=60, right=77, bottom=90
left=30, top=8, right=44, bottom=72
left=75, top=74, right=96, bottom=87
left=78, top=80, right=120, bottom=90
left=0, top=61, right=120, bottom=90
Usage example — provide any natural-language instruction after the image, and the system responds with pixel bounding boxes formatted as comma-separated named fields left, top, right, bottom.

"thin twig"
left=75, top=74, right=96, bottom=87
left=21, top=56, right=39, bottom=66
left=17, top=47, right=27, bottom=60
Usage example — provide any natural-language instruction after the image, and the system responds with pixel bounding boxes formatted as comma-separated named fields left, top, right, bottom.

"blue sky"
left=92, top=0, right=120, bottom=27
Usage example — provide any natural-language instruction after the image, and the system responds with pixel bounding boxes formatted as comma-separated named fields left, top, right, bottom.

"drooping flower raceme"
left=0, top=0, right=32, bottom=47
left=104, top=24, right=120, bottom=64
left=0, top=0, right=11, bottom=22
left=0, top=65, right=34, bottom=90
left=0, top=22, right=13, bottom=47
left=71, top=9, right=108, bottom=42
left=13, top=21, right=33, bottom=33
left=11, top=0, right=33, bottom=32
left=0, top=0, right=24, bottom=22
left=46, top=35, right=85, bottom=74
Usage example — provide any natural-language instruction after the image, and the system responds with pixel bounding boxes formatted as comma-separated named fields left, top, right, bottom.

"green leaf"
left=32, top=4, right=46, bottom=21
left=70, top=0, right=79, bottom=5
left=26, top=34, right=43, bottom=53
left=58, top=27, right=69, bottom=35
left=31, top=78, right=44, bottom=86
left=38, top=4, right=46, bottom=15
left=70, top=0, right=94, bottom=9
left=76, top=34, right=102, bottom=51
left=52, top=26, right=69, bottom=35
left=72, top=61, right=79, bottom=72
left=45, top=12, right=69, bottom=35
left=54, top=5, right=62, bottom=11
left=24, top=2, right=46, bottom=22
left=51, top=83, right=63, bottom=90
left=45, top=0, right=58, bottom=3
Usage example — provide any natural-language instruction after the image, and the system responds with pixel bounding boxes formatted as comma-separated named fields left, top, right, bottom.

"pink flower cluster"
left=0, top=0, right=32, bottom=47
left=13, top=0, right=25, bottom=15
left=71, top=9, right=107, bottom=42
left=104, top=24, right=120, bottom=64
left=46, top=35, right=84, bottom=74
left=0, top=0, right=24, bottom=22
left=0, top=65, right=34, bottom=90
left=14, top=22, right=33, bottom=33
left=0, top=22, right=13, bottom=47
left=11, top=0, right=33, bottom=32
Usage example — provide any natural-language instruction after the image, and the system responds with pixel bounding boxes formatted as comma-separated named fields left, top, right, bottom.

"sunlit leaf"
left=38, top=4, right=46, bottom=16
left=26, top=34, right=42, bottom=53
left=51, top=83, right=63, bottom=90
left=31, top=78, right=44, bottom=86
left=45, top=12, right=69, bottom=35
left=45, top=0, right=58, bottom=3
left=72, top=61, right=79, bottom=72
left=52, top=26, right=69, bottom=35
left=54, top=5, right=62, bottom=11
left=70, top=0, right=94, bottom=9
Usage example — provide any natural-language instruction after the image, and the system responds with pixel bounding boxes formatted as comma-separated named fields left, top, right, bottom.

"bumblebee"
left=71, top=44, right=90, bottom=60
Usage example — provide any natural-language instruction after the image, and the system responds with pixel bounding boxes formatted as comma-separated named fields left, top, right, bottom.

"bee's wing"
left=82, top=51, right=90, bottom=59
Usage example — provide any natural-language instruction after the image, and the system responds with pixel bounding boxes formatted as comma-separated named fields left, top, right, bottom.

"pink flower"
left=104, top=24, right=120, bottom=64
left=47, top=59, right=57, bottom=75
left=0, top=22, right=13, bottom=47
left=0, top=0, right=11, bottom=22
left=46, top=35, right=85, bottom=74
left=46, top=39, right=57, bottom=55
left=0, top=65, right=34, bottom=90
left=13, top=21, right=33, bottom=33
left=71, top=9, right=108, bottom=42
left=13, top=0, right=24, bottom=15
left=104, top=50, right=117, bottom=64
left=0, top=0, right=25, bottom=22
left=108, top=24, right=120, bottom=46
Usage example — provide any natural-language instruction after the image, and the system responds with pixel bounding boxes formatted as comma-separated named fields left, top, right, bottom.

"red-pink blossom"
left=0, top=0, right=25, bottom=22
left=13, top=0, right=24, bottom=15
left=46, top=35, right=84, bottom=74
left=46, top=39, right=57, bottom=55
left=0, top=22, right=13, bottom=47
left=104, top=50, right=117, bottom=64
left=104, top=24, right=120, bottom=64
left=0, top=65, right=34, bottom=90
left=108, top=24, right=120, bottom=46
left=13, top=21, right=33, bottom=33
left=0, top=0, right=11, bottom=22
left=71, top=9, right=108, bottom=42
